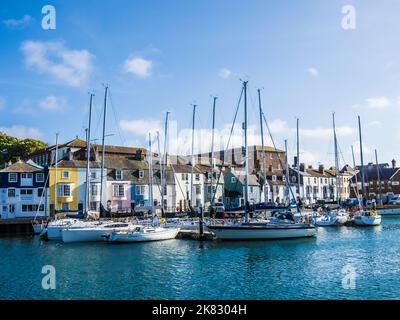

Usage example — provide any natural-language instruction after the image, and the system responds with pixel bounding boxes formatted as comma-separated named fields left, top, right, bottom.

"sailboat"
left=313, top=113, right=348, bottom=227
left=208, top=81, right=316, bottom=240
left=353, top=116, right=381, bottom=226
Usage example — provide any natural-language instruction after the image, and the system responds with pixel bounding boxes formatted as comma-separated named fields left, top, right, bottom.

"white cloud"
left=123, top=57, right=152, bottom=78
left=307, top=67, right=318, bottom=77
left=0, top=96, right=5, bottom=109
left=219, top=68, right=232, bottom=79
left=21, top=40, right=94, bottom=87
left=352, top=141, right=371, bottom=155
left=0, top=125, right=42, bottom=139
left=366, top=96, right=391, bottom=109
left=3, top=15, right=34, bottom=28
left=268, top=119, right=289, bottom=134
left=39, top=95, right=66, bottom=111
left=119, top=119, right=162, bottom=136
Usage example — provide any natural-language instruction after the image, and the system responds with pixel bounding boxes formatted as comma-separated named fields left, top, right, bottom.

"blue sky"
left=1, top=0, right=400, bottom=167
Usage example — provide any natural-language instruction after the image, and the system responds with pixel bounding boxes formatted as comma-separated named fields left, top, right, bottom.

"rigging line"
left=262, top=111, right=300, bottom=212
left=108, top=88, right=126, bottom=146
left=211, top=85, right=244, bottom=205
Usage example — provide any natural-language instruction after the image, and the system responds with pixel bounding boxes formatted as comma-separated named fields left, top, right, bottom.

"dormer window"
left=139, top=170, right=144, bottom=179
left=115, top=169, right=123, bottom=180
left=231, top=177, right=237, bottom=183
left=272, top=175, right=277, bottom=181
left=62, top=171, right=69, bottom=179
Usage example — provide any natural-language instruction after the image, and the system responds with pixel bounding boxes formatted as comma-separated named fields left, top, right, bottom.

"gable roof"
left=0, top=160, right=43, bottom=173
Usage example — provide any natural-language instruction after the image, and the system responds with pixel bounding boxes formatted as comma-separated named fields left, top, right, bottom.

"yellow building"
left=48, top=160, right=78, bottom=214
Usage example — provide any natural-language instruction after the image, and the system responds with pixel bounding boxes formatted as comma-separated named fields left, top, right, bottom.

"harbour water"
left=2, top=217, right=400, bottom=300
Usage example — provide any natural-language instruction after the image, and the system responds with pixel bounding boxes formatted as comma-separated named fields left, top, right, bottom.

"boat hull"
left=108, top=228, right=179, bottom=243
left=208, top=224, right=317, bottom=240
left=62, top=226, right=132, bottom=243
left=353, top=215, right=381, bottom=226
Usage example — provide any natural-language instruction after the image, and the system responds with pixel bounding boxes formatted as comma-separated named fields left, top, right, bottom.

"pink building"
left=105, top=159, right=132, bottom=213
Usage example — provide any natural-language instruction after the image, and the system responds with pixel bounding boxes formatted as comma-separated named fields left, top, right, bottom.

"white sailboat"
left=107, top=225, right=179, bottom=243
left=61, top=221, right=135, bottom=243
left=208, top=81, right=316, bottom=240
left=353, top=116, right=381, bottom=226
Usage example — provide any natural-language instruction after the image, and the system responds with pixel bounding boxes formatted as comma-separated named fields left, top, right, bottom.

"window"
left=20, top=189, right=33, bottom=195
left=21, top=173, right=33, bottom=179
left=196, top=185, right=201, bottom=195
left=7, top=188, right=16, bottom=198
left=292, top=176, right=296, bottom=183
left=282, top=176, right=286, bottom=182
left=181, top=173, right=186, bottom=180
left=231, top=177, right=237, bottom=183
left=115, top=170, right=123, bottom=180
left=272, top=175, right=277, bottom=181
left=91, top=171, right=96, bottom=179
left=117, top=201, right=123, bottom=210
left=36, top=173, right=45, bottom=183
left=38, top=188, right=44, bottom=197
left=139, top=170, right=144, bottom=179
left=2, top=206, right=7, bottom=212
left=8, top=173, right=17, bottom=183
left=9, top=204, right=15, bottom=213
left=91, top=184, right=99, bottom=196
left=113, top=184, right=125, bottom=197
left=61, top=203, right=69, bottom=211
left=58, top=184, right=73, bottom=197
left=269, top=153, right=273, bottom=160
left=250, top=186, right=254, bottom=193
left=136, top=185, right=147, bottom=195
left=195, top=174, right=200, bottom=181
left=62, top=171, right=70, bottom=179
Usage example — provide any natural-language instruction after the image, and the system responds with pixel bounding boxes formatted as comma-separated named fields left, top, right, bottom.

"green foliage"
left=0, top=132, right=48, bottom=165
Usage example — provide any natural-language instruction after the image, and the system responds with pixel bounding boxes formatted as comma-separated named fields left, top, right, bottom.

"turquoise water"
left=1, top=217, right=400, bottom=300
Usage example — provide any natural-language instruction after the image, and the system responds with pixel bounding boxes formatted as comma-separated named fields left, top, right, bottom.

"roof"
left=0, top=160, right=43, bottom=173
left=171, top=164, right=202, bottom=174
left=353, top=163, right=397, bottom=182
left=52, top=160, right=102, bottom=169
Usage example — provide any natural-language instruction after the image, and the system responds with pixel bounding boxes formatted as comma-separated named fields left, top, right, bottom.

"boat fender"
left=160, top=218, right=166, bottom=224
left=371, top=210, right=377, bottom=216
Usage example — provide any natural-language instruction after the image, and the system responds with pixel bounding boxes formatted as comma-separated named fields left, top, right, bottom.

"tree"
left=0, top=132, right=48, bottom=166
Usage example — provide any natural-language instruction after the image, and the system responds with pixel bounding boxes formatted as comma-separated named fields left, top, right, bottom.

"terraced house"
left=0, top=160, right=49, bottom=218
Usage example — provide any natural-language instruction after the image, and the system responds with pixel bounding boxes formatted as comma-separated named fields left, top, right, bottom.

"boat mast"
left=375, top=149, right=381, bottom=201
left=157, top=131, right=163, bottom=213
left=99, top=85, right=109, bottom=213
left=284, top=139, right=289, bottom=205
left=332, top=113, right=340, bottom=204
left=85, top=92, right=94, bottom=215
left=190, top=104, right=196, bottom=209
left=54, top=132, right=59, bottom=215
left=210, top=96, right=217, bottom=207
left=148, top=132, right=154, bottom=217
left=162, top=112, right=170, bottom=216
left=351, top=145, right=359, bottom=196
left=258, top=88, right=266, bottom=204
left=243, top=81, right=249, bottom=222
left=296, top=118, right=301, bottom=206
left=358, top=115, right=366, bottom=203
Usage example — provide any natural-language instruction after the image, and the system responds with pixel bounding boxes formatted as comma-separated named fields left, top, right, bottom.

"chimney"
left=318, top=164, right=324, bottom=174
left=68, top=150, right=73, bottom=161
left=300, top=163, right=305, bottom=172
left=392, top=159, right=396, bottom=169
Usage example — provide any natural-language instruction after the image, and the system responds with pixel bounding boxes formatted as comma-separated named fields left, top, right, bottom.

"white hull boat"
left=353, top=214, right=381, bottom=226
left=208, top=223, right=316, bottom=240
left=62, top=222, right=134, bottom=243
left=108, top=226, right=180, bottom=243
left=41, top=219, right=86, bottom=240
